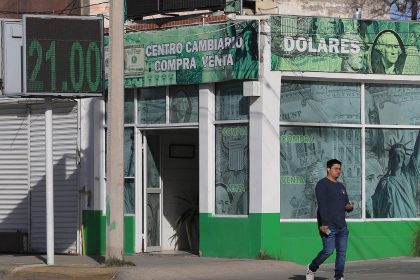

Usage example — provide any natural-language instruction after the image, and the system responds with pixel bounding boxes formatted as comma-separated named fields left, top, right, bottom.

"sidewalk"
left=0, top=253, right=419, bottom=280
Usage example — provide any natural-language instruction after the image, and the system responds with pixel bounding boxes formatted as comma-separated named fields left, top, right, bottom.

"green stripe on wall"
left=199, top=213, right=262, bottom=258
left=82, top=210, right=136, bottom=255
left=200, top=213, right=420, bottom=264
left=124, top=215, right=135, bottom=255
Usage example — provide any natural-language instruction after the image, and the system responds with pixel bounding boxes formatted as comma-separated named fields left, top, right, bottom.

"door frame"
left=137, top=127, right=199, bottom=253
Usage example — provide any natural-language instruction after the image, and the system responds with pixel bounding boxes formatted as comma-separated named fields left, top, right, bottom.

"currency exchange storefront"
left=203, top=15, right=420, bottom=263
left=83, top=15, right=420, bottom=262
left=266, top=15, right=420, bottom=263
left=83, top=19, right=263, bottom=255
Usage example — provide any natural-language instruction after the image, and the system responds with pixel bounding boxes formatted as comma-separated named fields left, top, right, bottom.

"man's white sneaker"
left=306, top=265, right=315, bottom=280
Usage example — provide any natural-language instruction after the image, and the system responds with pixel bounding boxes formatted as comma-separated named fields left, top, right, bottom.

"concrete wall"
left=0, top=0, right=82, bottom=18
left=258, top=0, right=391, bottom=20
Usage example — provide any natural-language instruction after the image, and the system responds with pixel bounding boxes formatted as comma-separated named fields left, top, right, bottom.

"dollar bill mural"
left=280, top=126, right=362, bottom=219
left=271, top=15, right=420, bottom=75
left=215, top=125, right=249, bottom=215
left=114, top=20, right=258, bottom=88
left=280, top=81, right=362, bottom=219
left=280, top=81, right=360, bottom=124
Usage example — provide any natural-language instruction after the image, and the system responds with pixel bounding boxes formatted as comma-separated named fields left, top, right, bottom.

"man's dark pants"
left=309, top=225, right=349, bottom=279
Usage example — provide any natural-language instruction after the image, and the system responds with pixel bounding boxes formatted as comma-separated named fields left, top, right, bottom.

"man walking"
left=306, top=159, right=354, bottom=280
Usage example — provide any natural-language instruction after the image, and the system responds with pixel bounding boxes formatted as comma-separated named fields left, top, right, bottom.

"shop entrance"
left=142, top=129, right=199, bottom=253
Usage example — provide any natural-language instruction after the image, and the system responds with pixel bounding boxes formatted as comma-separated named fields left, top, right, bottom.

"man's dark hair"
left=327, top=159, right=342, bottom=168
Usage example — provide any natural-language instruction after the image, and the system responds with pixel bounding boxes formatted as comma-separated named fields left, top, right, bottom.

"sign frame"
left=23, top=14, right=104, bottom=98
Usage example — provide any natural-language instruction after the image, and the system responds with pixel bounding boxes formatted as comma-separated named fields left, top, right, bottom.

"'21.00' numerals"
left=27, top=39, right=101, bottom=92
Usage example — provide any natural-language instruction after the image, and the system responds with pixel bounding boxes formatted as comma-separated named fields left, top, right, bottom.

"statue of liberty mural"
left=372, top=132, right=420, bottom=218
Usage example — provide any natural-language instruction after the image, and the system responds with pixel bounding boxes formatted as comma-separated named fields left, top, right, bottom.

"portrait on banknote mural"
left=339, top=20, right=370, bottom=73
left=365, top=84, right=420, bottom=218
left=371, top=30, right=406, bottom=74
left=215, top=125, right=249, bottom=215
left=169, top=86, right=198, bottom=123
left=215, top=183, right=233, bottom=214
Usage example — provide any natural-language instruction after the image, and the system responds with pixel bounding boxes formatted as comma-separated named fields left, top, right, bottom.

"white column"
left=45, top=97, right=54, bottom=265
left=199, top=83, right=215, bottom=214
left=249, top=20, right=281, bottom=214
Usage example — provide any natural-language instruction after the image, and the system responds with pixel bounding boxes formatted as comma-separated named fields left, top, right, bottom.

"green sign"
left=25, top=15, right=103, bottom=96
left=114, top=20, right=258, bottom=88
left=271, top=15, right=420, bottom=75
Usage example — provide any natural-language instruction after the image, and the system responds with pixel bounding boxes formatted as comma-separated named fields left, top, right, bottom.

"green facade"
left=82, top=210, right=135, bottom=255
left=200, top=213, right=420, bottom=264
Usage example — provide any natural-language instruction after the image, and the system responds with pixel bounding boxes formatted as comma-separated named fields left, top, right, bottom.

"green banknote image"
left=271, top=15, right=420, bottom=75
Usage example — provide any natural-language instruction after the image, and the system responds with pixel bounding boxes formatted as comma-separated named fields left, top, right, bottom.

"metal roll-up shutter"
left=30, top=101, right=79, bottom=254
left=0, top=104, right=29, bottom=233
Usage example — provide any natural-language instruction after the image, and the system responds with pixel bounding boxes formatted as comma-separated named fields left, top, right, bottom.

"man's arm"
left=315, top=182, right=329, bottom=227
left=344, top=185, right=354, bottom=212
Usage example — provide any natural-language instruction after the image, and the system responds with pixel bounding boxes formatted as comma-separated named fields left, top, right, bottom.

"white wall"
left=248, top=20, right=281, bottom=214
left=199, top=84, right=215, bottom=214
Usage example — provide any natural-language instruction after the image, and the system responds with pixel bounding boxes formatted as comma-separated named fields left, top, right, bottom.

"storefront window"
left=280, top=126, right=361, bottom=219
left=169, top=85, right=198, bottom=123
left=146, top=135, right=160, bottom=189
left=124, top=179, right=135, bottom=214
left=124, top=128, right=135, bottom=177
left=124, top=89, right=135, bottom=124
left=215, top=82, right=249, bottom=120
left=365, top=84, right=420, bottom=125
left=280, top=81, right=360, bottom=124
left=215, top=124, right=249, bottom=215
left=365, top=128, right=420, bottom=218
left=147, top=193, right=160, bottom=246
left=138, top=87, right=166, bottom=124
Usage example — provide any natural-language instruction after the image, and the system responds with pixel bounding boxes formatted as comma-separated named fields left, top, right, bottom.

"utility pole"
left=45, top=97, right=54, bottom=265
left=106, top=0, right=125, bottom=261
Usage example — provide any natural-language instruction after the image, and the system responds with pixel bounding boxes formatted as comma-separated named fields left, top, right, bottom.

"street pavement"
left=0, top=253, right=419, bottom=279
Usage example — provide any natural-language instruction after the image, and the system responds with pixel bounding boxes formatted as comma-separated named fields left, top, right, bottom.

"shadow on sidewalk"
left=89, top=256, right=106, bottom=264
left=288, top=276, right=328, bottom=280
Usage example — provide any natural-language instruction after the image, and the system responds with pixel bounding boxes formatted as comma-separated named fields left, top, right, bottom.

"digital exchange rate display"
left=24, top=16, right=103, bottom=96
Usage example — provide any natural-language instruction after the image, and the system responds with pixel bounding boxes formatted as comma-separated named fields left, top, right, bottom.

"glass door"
left=143, top=133, right=162, bottom=252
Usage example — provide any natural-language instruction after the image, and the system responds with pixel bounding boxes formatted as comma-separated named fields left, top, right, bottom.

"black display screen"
left=25, top=16, right=103, bottom=95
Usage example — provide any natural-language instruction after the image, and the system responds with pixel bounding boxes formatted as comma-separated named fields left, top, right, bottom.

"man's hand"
left=345, top=202, right=354, bottom=212
left=319, top=225, right=329, bottom=235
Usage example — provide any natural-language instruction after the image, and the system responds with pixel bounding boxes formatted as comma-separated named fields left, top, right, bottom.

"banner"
left=109, top=20, right=259, bottom=88
left=271, top=15, right=420, bottom=75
